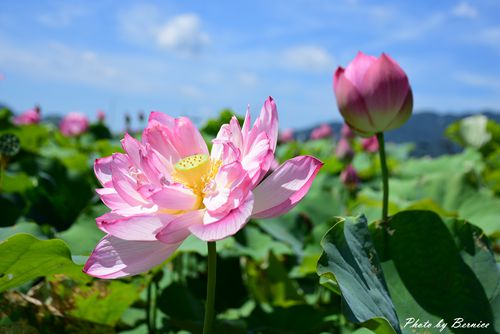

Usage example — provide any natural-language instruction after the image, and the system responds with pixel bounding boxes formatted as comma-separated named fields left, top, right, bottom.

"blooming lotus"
left=335, top=137, right=354, bottom=160
left=333, top=52, right=413, bottom=137
left=310, top=124, right=333, bottom=140
left=13, top=108, right=41, bottom=125
left=361, top=136, right=379, bottom=153
left=60, top=112, right=89, bottom=136
left=279, top=128, right=294, bottom=143
left=340, top=123, right=355, bottom=140
left=84, top=97, right=323, bottom=278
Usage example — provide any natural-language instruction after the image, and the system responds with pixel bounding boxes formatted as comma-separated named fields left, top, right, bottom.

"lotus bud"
left=361, top=136, right=379, bottom=153
left=340, top=164, right=360, bottom=189
left=333, top=52, right=413, bottom=137
left=336, top=137, right=354, bottom=160
left=310, top=124, right=333, bottom=140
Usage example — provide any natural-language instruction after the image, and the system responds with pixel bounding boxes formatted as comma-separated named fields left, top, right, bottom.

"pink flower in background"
left=279, top=128, right=294, bottom=142
left=340, top=123, right=355, bottom=139
left=361, top=136, right=379, bottom=153
left=97, top=110, right=106, bottom=123
left=84, top=97, right=323, bottom=278
left=340, top=165, right=360, bottom=188
left=333, top=52, right=413, bottom=137
left=13, top=107, right=41, bottom=125
left=60, top=112, right=89, bottom=136
left=335, top=137, right=354, bottom=160
left=310, top=123, right=333, bottom=140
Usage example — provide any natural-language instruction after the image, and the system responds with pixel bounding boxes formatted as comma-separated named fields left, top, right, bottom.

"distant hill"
left=295, top=111, right=500, bottom=157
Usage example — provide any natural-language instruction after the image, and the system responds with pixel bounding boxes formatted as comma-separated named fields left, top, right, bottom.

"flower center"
left=173, top=154, right=220, bottom=197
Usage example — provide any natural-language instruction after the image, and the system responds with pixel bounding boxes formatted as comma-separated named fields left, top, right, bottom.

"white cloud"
left=452, top=2, right=478, bottom=18
left=117, top=4, right=160, bottom=44
left=474, top=27, right=500, bottom=48
left=454, top=71, right=500, bottom=90
left=179, top=85, right=204, bottom=98
left=237, top=72, right=259, bottom=87
left=283, top=46, right=334, bottom=72
left=0, top=41, right=118, bottom=85
left=118, top=7, right=210, bottom=56
left=37, top=5, right=86, bottom=28
left=156, top=14, right=210, bottom=55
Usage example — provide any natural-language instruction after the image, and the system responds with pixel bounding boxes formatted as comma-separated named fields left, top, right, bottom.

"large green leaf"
left=317, top=215, right=401, bottom=334
left=381, top=211, right=496, bottom=334
left=58, top=204, right=107, bottom=256
left=0, top=234, right=88, bottom=292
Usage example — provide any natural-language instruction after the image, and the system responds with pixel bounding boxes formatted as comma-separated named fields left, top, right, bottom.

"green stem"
left=146, top=280, right=152, bottom=334
left=376, top=132, right=389, bottom=223
left=151, top=280, right=158, bottom=333
left=203, top=242, right=217, bottom=334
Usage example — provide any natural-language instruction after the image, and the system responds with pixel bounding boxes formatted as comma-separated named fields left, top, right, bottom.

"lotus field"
left=0, top=53, right=499, bottom=334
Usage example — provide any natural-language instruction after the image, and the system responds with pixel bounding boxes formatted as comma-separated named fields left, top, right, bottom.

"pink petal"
left=257, top=97, right=279, bottom=152
left=121, top=133, right=143, bottom=168
left=96, top=212, right=172, bottom=241
left=334, top=67, right=377, bottom=136
left=111, top=166, right=148, bottom=206
left=385, top=89, right=413, bottom=132
left=143, top=185, right=199, bottom=211
left=203, top=161, right=251, bottom=215
left=173, top=117, right=209, bottom=157
left=83, top=235, right=180, bottom=278
left=142, top=120, right=181, bottom=166
left=190, top=193, right=254, bottom=241
left=96, top=188, right=130, bottom=210
left=358, top=53, right=411, bottom=130
left=94, top=156, right=113, bottom=187
left=139, top=145, right=169, bottom=186
left=252, top=156, right=323, bottom=219
left=343, top=51, right=377, bottom=89
left=148, top=111, right=175, bottom=127
left=156, top=210, right=204, bottom=244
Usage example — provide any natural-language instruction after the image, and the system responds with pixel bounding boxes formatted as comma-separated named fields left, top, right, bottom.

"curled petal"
left=252, top=156, right=323, bottom=219
left=143, top=121, right=181, bottom=167
left=121, top=133, right=142, bottom=169
left=96, top=188, right=130, bottom=211
left=148, top=111, right=175, bottom=127
left=190, top=193, right=254, bottom=241
left=174, top=117, right=209, bottom=157
left=142, top=185, right=199, bottom=211
left=97, top=212, right=172, bottom=241
left=83, top=235, right=179, bottom=279
left=94, top=156, right=113, bottom=187
left=156, top=210, right=204, bottom=244
left=111, top=162, right=148, bottom=206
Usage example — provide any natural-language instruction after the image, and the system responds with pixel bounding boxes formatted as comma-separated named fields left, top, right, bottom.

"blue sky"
left=1, top=0, right=499, bottom=131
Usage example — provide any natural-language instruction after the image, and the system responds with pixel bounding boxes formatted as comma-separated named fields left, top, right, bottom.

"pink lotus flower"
left=333, top=52, right=413, bottom=137
left=97, top=110, right=106, bottom=123
left=310, top=124, right=333, bottom=140
left=84, top=97, right=323, bottom=278
left=340, top=123, right=355, bottom=139
left=361, top=136, right=379, bottom=153
left=60, top=112, right=89, bottom=136
left=340, top=164, right=359, bottom=188
left=335, top=137, right=354, bottom=160
left=279, top=128, right=294, bottom=143
left=13, top=107, right=41, bottom=125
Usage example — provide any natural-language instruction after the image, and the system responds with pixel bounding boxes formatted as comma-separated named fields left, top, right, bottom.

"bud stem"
left=376, top=132, right=389, bottom=222
left=203, top=241, right=217, bottom=334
